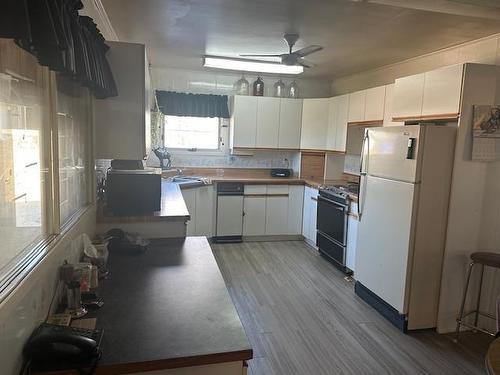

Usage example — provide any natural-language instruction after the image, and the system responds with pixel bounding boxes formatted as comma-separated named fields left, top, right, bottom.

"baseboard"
left=354, top=281, right=408, bottom=332
left=242, top=235, right=303, bottom=242
left=213, top=235, right=243, bottom=243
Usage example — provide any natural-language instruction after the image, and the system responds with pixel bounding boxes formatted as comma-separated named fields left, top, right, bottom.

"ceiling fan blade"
left=239, top=54, right=283, bottom=57
left=298, top=60, right=314, bottom=68
left=293, top=45, right=323, bottom=57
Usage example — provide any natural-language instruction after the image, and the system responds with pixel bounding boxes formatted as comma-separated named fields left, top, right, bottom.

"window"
left=56, top=75, right=91, bottom=225
left=0, top=40, right=51, bottom=276
left=0, top=39, right=93, bottom=299
left=164, top=115, right=220, bottom=150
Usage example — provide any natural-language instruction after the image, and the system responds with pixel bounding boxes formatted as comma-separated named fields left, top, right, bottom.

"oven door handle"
left=318, top=195, right=348, bottom=210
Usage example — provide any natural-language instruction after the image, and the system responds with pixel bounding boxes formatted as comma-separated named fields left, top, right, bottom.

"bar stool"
left=455, top=252, right=500, bottom=341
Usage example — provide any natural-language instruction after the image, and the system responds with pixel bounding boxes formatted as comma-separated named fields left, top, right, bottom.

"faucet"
left=176, top=168, right=183, bottom=176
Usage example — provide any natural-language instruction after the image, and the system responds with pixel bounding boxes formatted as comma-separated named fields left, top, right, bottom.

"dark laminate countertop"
left=93, top=236, right=252, bottom=374
left=97, top=181, right=190, bottom=223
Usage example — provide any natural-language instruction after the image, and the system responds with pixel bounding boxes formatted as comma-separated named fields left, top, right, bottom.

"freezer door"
left=365, top=125, right=423, bottom=183
left=355, top=175, right=415, bottom=314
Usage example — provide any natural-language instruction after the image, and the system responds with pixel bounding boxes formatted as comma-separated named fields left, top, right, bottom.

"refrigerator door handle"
left=358, top=132, right=369, bottom=220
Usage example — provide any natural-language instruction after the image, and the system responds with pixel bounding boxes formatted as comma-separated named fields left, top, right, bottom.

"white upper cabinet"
left=95, top=41, right=151, bottom=159
left=326, top=97, right=339, bottom=151
left=393, top=73, right=425, bottom=120
left=383, top=84, right=404, bottom=127
left=348, top=90, right=366, bottom=123
left=301, top=98, right=330, bottom=150
left=364, top=86, right=386, bottom=121
left=231, top=95, right=258, bottom=148
left=231, top=96, right=302, bottom=150
left=421, top=64, right=464, bottom=118
left=279, top=98, right=303, bottom=149
left=393, top=64, right=464, bottom=120
left=256, top=97, right=280, bottom=148
left=335, top=94, right=349, bottom=152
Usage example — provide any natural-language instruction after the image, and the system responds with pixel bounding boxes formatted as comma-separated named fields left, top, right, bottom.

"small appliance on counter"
left=271, top=168, right=291, bottom=178
left=106, top=159, right=161, bottom=216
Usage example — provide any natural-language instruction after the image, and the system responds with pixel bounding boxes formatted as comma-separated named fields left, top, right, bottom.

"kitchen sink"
left=171, top=176, right=208, bottom=187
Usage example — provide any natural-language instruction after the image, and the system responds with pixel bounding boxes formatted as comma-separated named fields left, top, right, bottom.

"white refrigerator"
left=355, top=125, right=456, bottom=331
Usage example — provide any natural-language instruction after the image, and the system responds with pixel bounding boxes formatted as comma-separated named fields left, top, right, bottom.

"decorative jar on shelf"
left=287, top=80, right=299, bottom=98
left=253, top=76, right=264, bottom=96
left=234, top=74, right=249, bottom=95
left=273, top=79, right=286, bottom=97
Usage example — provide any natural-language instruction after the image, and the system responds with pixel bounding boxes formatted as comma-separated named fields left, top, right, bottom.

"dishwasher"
left=215, top=182, right=244, bottom=243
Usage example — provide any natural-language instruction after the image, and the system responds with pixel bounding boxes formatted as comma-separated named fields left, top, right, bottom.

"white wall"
left=152, top=67, right=331, bottom=98
left=0, top=206, right=96, bottom=375
left=331, top=33, right=500, bottom=95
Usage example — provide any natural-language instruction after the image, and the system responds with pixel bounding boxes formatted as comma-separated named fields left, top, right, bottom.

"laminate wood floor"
left=212, top=241, right=493, bottom=375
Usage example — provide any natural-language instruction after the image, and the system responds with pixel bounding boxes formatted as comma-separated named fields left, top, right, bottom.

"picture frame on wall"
left=472, top=105, right=500, bottom=161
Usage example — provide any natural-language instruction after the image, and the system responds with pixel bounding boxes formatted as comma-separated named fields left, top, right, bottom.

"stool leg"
left=474, top=264, right=485, bottom=328
left=455, top=261, right=475, bottom=342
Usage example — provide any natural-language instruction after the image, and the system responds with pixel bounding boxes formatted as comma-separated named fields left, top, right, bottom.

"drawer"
left=244, top=185, right=267, bottom=194
left=266, top=185, right=289, bottom=195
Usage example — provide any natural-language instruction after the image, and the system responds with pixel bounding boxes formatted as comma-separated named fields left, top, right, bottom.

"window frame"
left=0, top=51, right=95, bottom=303
left=163, top=115, right=228, bottom=155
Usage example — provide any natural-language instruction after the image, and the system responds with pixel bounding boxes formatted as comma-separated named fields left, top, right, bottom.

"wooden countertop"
left=97, top=181, right=190, bottom=223
left=35, top=237, right=252, bottom=375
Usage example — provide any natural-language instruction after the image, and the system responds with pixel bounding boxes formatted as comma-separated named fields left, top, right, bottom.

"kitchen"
left=3, top=1, right=500, bottom=375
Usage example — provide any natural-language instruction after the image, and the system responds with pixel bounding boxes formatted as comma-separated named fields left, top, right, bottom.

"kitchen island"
left=34, top=236, right=252, bottom=375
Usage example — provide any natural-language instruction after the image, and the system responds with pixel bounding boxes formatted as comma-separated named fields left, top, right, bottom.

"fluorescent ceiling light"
left=203, top=56, right=304, bottom=75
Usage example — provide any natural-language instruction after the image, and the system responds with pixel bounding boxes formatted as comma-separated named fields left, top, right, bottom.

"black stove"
left=319, top=183, right=359, bottom=203
left=316, top=182, right=359, bottom=274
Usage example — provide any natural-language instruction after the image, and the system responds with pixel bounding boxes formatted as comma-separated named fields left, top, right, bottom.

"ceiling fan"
left=240, top=33, right=323, bottom=68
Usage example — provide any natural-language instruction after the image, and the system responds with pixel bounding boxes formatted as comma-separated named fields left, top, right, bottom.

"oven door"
left=317, top=195, right=348, bottom=246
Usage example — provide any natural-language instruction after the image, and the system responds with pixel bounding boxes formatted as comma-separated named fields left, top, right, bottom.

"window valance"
left=156, top=90, right=230, bottom=118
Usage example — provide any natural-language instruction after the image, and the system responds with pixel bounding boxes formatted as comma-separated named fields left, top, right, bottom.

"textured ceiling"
left=101, top=0, right=500, bottom=79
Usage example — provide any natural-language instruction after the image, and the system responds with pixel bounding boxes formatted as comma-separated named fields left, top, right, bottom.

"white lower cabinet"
left=287, top=186, right=304, bottom=235
left=302, top=187, right=318, bottom=245
left=243, top=185, right=267, bottom=236
left=242, top=184, right=303, bottom=237
left=181, top=188, right=197, bottom=236
left=346, top=201, right=358, bottom=272
left=182, top=185, right=215, bottom=237
left=265, top=185, right=289, bottom=235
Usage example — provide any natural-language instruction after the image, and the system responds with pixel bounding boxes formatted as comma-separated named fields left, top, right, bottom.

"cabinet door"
left=287, top=185, right=304, bottom=235
left=300, top=98, right=329, bottom=150
left=326, top=97, right=339, bottom=151
left=421, top=64, right=463, bottom=118
left=195, top=185, right=215, bottom=237
left=256, top=97, right=280, bottom=148
left=243, top=197, right=267, bottom=236
left=392, top=73, right=425, bottom=120
left=232, top=96, right=258, bottom=148
left=364, top=86, right=386, bottom=121
left=309, top=189, right=318, bottom=244
left=181, top=188, right=196, bottom=236
left=302, top=188, right=311, bottom=239
left=348, top=90, right=366, bottom=123
left=383, top=84, right=404, bottom=127
left=279, top=98, right=303, bottom=149
left=346, top=206, right=358, bottom=272
left=335, top=94, right=349, bottom=152
left=265, top=185, right=289, bottom=235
